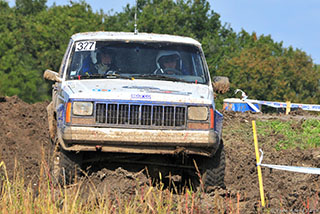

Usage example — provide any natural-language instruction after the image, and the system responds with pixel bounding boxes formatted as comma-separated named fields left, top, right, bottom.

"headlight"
left=73, top=102, right=93, bottom=116
left=188, top=106, right=208, bottom=121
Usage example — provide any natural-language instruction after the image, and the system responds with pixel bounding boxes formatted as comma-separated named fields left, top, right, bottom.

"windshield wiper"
left=104, top=73, right=131, bottom=79
left=132, top=74, right=189, bottom=83
left=76, top=74, right=103, bottom=79
left=74, top=73, right=131, bottom=80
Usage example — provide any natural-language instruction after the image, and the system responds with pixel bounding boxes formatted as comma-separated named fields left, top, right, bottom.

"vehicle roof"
left=71, top=31, right=202, bottom=48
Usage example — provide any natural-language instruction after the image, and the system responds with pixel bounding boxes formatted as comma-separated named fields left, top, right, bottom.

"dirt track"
left=1, top=96, right=320, bottom=212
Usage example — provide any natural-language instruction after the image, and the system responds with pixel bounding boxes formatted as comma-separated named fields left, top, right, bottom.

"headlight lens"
left=188, top=106, right=208, bottom=121
left=73, top=102, right=93, bottom=116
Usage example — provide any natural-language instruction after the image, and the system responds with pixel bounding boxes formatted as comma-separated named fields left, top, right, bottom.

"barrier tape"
left=248, top=99, right=320, bottom=112
left=245, top=100, right=261, bottom=113
left=257, top=149, right=320, bottom=175
left=234, top=89, right=320, bottom=112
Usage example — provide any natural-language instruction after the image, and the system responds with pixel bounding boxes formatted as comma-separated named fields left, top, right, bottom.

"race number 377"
left=75, top=41, right=96, bottom=52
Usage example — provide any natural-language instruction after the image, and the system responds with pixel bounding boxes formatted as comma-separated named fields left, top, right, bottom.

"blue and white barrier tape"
left=245, top=100, right=261, bottom=113
left=257, top=149, right=320, bottom=175
left=247, top=99, right=320, bottom=112
left=235, top=89, right=320, bottom=112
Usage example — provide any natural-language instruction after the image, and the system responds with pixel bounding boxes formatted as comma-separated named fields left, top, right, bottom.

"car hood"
left=62, top=79, right=214, bottom=105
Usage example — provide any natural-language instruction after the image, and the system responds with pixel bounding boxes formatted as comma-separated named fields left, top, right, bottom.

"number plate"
left=75, top=41, right=96, bottom=52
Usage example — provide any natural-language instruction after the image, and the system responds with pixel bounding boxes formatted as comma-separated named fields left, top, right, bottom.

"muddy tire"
left=50, top=142, right=82, bottom=185
left=200, top=142, right=226, bottom=192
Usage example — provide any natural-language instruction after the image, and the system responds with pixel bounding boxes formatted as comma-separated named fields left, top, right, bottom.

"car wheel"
left=50, top=138, right=82, bottom=185
left=200, top=142, right=226, bottom=192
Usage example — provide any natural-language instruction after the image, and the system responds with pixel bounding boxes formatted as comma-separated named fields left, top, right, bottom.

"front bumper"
left=59, top=126, right=220, bottom=156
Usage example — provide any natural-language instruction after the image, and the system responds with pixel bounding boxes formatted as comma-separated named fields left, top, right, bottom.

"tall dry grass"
left=0, top=152, right=242, bottom=214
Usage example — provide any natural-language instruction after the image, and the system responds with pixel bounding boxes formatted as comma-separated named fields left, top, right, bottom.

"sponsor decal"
left=131, top=94, right=151, bottom=99
left=92, top=89, right=111, bottom=92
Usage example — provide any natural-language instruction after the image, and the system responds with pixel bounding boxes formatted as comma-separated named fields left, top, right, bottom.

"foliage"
left=0, top=0, right=319, bottom=104
left=15, top=0, right=47, bottom=15
left=216, top=32, right=320, bottom=104
left=0, top=1, right=104, bottom=102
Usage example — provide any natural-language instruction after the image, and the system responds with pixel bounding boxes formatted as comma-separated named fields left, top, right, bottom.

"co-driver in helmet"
left=79, top=47, right=118, bottom=76
left=154, top=50, right=182, bottom=75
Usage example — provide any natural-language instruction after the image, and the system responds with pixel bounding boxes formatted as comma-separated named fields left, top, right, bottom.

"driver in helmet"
left=79, top=47, right=118, bottom=76
left=154, top=51, right=182, bottom=74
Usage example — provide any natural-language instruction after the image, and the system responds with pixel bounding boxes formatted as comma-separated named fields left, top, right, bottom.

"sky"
left=7, top=0, right=320, bottom=64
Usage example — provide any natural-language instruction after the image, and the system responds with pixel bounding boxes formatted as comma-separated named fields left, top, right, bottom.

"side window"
left=69, top=51, right=90, bottom=76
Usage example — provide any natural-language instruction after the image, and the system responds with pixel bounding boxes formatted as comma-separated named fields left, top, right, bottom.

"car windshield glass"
left=66, top=41, right=209, bottom=84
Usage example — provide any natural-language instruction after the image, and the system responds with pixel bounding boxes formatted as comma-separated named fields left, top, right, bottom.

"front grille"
left=95, top=103, right=186, bottom=128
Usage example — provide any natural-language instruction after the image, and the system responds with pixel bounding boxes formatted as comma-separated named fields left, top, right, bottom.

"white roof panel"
left=71, top=31, right=201, bottom=47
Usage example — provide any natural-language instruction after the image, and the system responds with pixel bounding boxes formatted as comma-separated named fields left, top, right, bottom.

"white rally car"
left=44, top=31, right=229, bottom=191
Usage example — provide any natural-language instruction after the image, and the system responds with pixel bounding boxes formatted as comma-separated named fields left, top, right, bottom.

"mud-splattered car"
left=44, top=31, right=229, bottom=191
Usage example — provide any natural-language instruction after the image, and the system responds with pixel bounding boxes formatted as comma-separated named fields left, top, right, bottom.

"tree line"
left=0, top=0, right=319, bottom=105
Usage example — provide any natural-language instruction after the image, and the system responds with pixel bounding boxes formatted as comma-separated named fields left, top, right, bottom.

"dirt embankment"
left=0, top=96, right=50, bottom=185
left=1, top=96, right=320, bottom=212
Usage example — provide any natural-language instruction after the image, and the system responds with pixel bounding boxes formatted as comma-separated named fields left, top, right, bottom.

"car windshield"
left=66, top=41, right=209, bottom=84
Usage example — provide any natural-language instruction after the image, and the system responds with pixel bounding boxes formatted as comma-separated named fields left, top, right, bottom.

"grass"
left=0, top=157, right=242, bottom=214
left=256, top=119, right=320, bottom=150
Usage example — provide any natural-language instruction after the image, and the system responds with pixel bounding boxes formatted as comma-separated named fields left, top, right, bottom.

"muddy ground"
left=1, top=96, right=320, bottom=213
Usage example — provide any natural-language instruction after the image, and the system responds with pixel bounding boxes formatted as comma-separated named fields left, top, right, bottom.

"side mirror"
left=43, top=69, right=62, bottom=83
left=212, top=76, right=230, bottom=94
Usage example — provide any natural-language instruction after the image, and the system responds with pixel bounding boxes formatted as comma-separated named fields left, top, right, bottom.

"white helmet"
left=156, top=50, right=182, bottom=71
